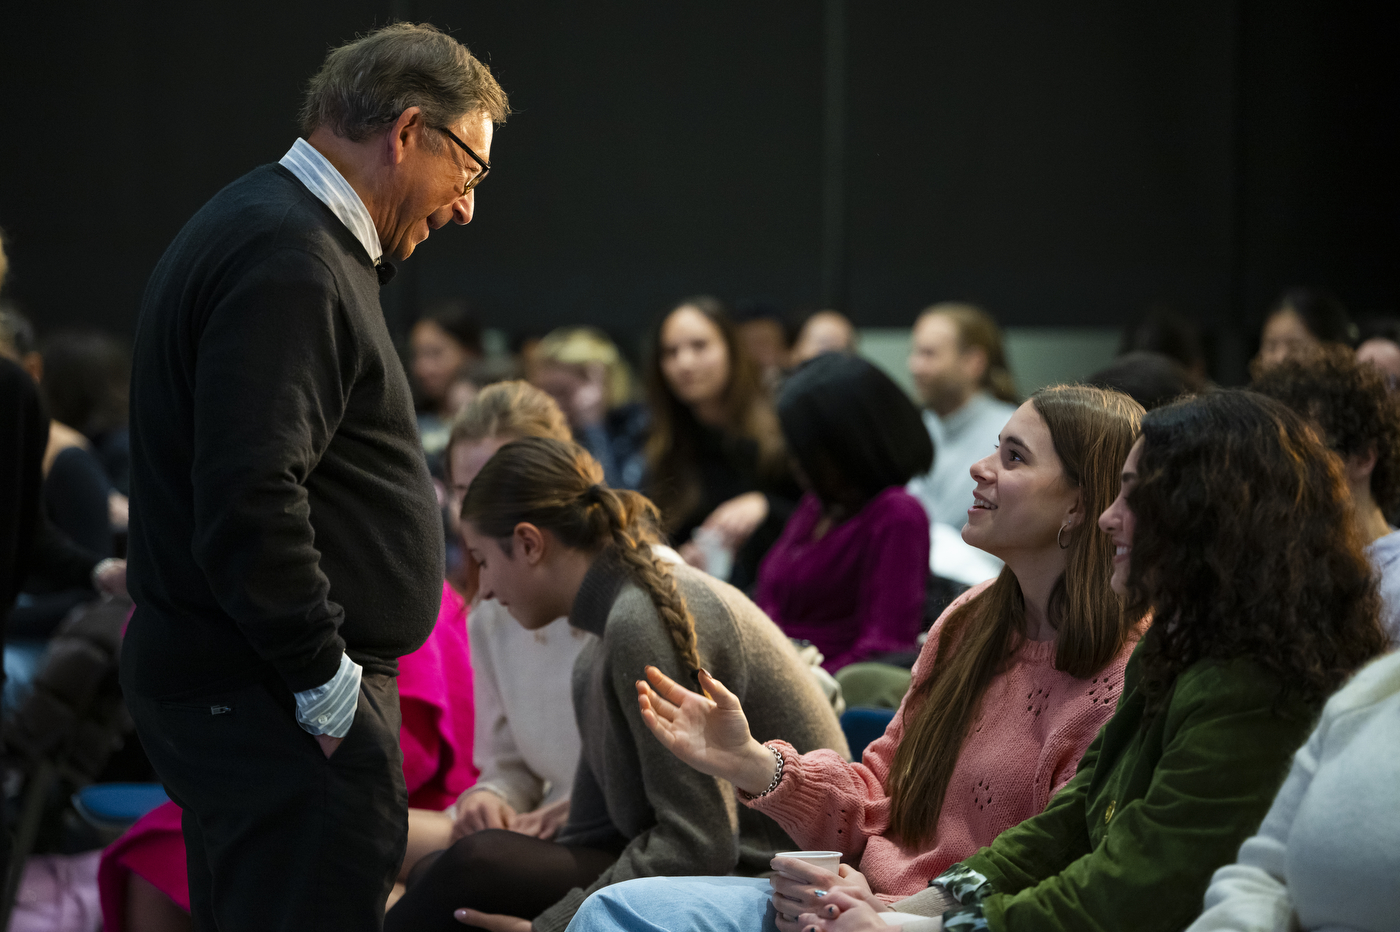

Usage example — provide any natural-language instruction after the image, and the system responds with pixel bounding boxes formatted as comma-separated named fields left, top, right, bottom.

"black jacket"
left=124, top=164, right=442, bottom=699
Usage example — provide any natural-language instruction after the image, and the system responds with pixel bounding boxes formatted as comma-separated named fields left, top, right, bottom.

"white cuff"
left=293, top=652, right=361, bottom=738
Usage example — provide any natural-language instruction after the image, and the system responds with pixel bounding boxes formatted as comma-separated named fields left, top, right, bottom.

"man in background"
left=124, top=24, right=507, bottom=930
left=906, top=303, right=1019, bottom=528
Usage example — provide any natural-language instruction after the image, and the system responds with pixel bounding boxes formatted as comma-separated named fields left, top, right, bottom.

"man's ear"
left=386, top=106, right=425, bottom=165
left=514, top=522, right=547, bottom=566
left=961, top=344, right=989, bottom=386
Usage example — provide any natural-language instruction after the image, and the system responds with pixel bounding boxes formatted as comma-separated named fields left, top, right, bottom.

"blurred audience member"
left=732, top=298, right=790, bottom=391
left=1252, top=287, right=1357, bottom=375
left=533, top=327, right=649, bottom=490
left=789, top=310, right=857, bottom=366
left=1088, top=350, right=1203, bottom=411
left=1252, top=347, right=1400, bottom=644
left=0, top=313, right=118, bottom=640
left=646, top=296, right=797, bottom=589
left=755, top=354, right=931, bottom=672
left=443, top=382, right=592, bottom=845
left=36, top=327, right=132, bottom=501
left=412, top=300, right=484, bottom=466
left=1185, top=648, right=1400, bottom=932
left=0, top=300, right=41, bottom=373
left=1118, top=305, right=1209, bottom=381
left=906, top=302, right=1018, bottom=528
left=1355, top=317, right=1400, bottom=392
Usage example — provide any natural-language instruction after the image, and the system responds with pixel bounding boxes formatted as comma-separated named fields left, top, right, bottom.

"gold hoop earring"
left=1057, top=523, right=1071, bottom=550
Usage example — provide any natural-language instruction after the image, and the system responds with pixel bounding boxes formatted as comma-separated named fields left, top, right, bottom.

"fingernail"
left=454, top=909, right=468, bottom=919
left=814, top=890, right=826, bottom=897
left=826, top=906, right=838, bottom=917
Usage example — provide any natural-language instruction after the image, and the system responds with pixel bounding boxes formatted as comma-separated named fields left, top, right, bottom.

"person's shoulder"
left=1321, top=650, right=1400, bottom=721
left=865, top=487, right=932, bottom=524
left=1167, top=655, right=1293, bottom=724
left=1366, top=528, right=1400, bottom=567
left=192, top=165, right=348, bottom=261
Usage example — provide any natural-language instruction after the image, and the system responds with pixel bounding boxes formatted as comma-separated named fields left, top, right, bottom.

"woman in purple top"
left=756, top=352, right=934, bottom=672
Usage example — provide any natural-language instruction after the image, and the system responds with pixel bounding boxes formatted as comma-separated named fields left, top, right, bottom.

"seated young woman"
left=443, top=381, right=595, bottom=843
left=645, top=296, right=800, bottom=588
left=565, top=384, right=1148, bottom=932
left=383, top=438, right=847, bottom=932
left=761, top=389, right=1388, bottom=932
left=1184, top=647, right=1400, bottom=932
left=752, top=353, right=933, bottom=672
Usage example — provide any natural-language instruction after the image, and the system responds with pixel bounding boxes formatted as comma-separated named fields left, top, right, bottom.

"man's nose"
left=452, top=190, right=475, bottom=225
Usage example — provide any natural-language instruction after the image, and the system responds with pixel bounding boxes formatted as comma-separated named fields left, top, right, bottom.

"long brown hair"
left=885, top=385, right=1145, bottom=846
left=645, top=296, right=785, bottom=532
left=462, top=436, right=702, bottom=672
left=1127, top=390, right=1387, bottom=714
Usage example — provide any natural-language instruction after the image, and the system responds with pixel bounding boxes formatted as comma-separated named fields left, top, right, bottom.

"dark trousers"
left=383, top=830, right=623, bottom=932
left=128, top=671, right=406, bottom=932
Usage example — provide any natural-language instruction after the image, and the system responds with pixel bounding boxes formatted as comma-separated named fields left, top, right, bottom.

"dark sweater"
left=538, top=549, right=848, bottom=932
left=124, top=164, right=442, bottom=699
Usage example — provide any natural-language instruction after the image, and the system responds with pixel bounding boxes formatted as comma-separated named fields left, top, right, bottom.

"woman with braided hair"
left=384, top=437, right=847, bottom=932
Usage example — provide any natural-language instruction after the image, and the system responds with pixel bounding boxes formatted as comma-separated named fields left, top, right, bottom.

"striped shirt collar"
left=278, top=138, right=382, bottom=264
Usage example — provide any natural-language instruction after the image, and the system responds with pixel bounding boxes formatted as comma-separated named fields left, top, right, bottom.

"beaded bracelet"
left=739, top=743, right=785, bottom=800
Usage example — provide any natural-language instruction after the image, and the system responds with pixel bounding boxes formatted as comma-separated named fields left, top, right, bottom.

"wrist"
left=737, top=742, right=785, bottom=799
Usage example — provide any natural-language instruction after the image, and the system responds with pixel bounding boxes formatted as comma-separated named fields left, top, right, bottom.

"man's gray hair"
left=300, top=23, right=509, bottom=144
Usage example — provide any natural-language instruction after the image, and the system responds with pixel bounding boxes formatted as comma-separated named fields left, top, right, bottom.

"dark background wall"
left=1, top=2, right=1395, bottom=382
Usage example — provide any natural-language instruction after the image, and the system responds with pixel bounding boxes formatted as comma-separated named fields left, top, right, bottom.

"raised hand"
left=635, top=665, right=780, bottom=796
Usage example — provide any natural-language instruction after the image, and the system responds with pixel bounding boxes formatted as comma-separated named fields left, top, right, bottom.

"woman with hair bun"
left=384, top=438, right=846, bottom=932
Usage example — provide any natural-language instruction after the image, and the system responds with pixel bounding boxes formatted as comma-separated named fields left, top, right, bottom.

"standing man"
left=906, top=303, right=1019, bottom=528
left=123, top=24, right=508, bottom=931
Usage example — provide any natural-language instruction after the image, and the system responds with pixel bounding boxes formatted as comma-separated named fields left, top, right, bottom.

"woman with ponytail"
left=566, top=385, right=1149, bottom=932
left=384, top=438, right=846, bottom=932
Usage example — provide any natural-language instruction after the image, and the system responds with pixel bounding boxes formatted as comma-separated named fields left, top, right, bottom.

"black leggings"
left=383, top=830, right=622, bottom=932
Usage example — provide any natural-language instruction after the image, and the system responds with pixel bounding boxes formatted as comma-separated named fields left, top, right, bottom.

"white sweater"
left=465, top=598, right=594, bottom=813
left=1186, top=649, right=1400, bottom=932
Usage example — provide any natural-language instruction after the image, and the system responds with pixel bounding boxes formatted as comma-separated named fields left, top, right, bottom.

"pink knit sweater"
left=751, top=581, right=1141, bottom=900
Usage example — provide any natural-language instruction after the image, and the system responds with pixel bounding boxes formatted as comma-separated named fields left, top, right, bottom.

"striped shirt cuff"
left=293, top=652, right=361, bottom=738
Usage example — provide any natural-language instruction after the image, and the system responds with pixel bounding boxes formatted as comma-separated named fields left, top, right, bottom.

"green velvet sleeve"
left=972, top=662, right=1313, bottom=932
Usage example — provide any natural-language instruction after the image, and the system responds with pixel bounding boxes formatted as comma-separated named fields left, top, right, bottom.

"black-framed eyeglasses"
left=438, top=126, right=491, bottom=195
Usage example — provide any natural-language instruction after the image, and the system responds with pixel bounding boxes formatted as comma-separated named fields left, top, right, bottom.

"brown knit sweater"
left=534, top=548, right=848, bottom=932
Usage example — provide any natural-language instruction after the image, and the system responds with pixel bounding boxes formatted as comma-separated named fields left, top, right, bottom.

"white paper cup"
left=774, top=850, right=842, bottom=874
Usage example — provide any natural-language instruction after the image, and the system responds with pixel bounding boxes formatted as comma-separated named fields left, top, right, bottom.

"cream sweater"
left=465, top=599, right=593, bottom=812
left=1187, top=649, right=1400, bottom=932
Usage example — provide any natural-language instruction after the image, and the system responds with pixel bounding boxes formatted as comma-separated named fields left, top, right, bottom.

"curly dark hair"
left=1126, top=390, right=1387, bottom=714
left=1250, top=345, right=1400, bottom=515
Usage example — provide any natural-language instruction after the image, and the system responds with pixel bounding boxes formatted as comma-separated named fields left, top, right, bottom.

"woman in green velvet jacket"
left=797, top=390, right=1389, bottom=932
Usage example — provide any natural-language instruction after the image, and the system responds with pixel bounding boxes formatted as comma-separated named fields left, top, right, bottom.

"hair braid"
left=587, top=485, right=703, bottom=674
left=462, top=436, right=703, bottom=676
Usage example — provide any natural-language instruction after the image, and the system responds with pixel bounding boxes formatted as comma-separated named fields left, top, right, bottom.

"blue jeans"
left=566, top=877, right=778, bottom=932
